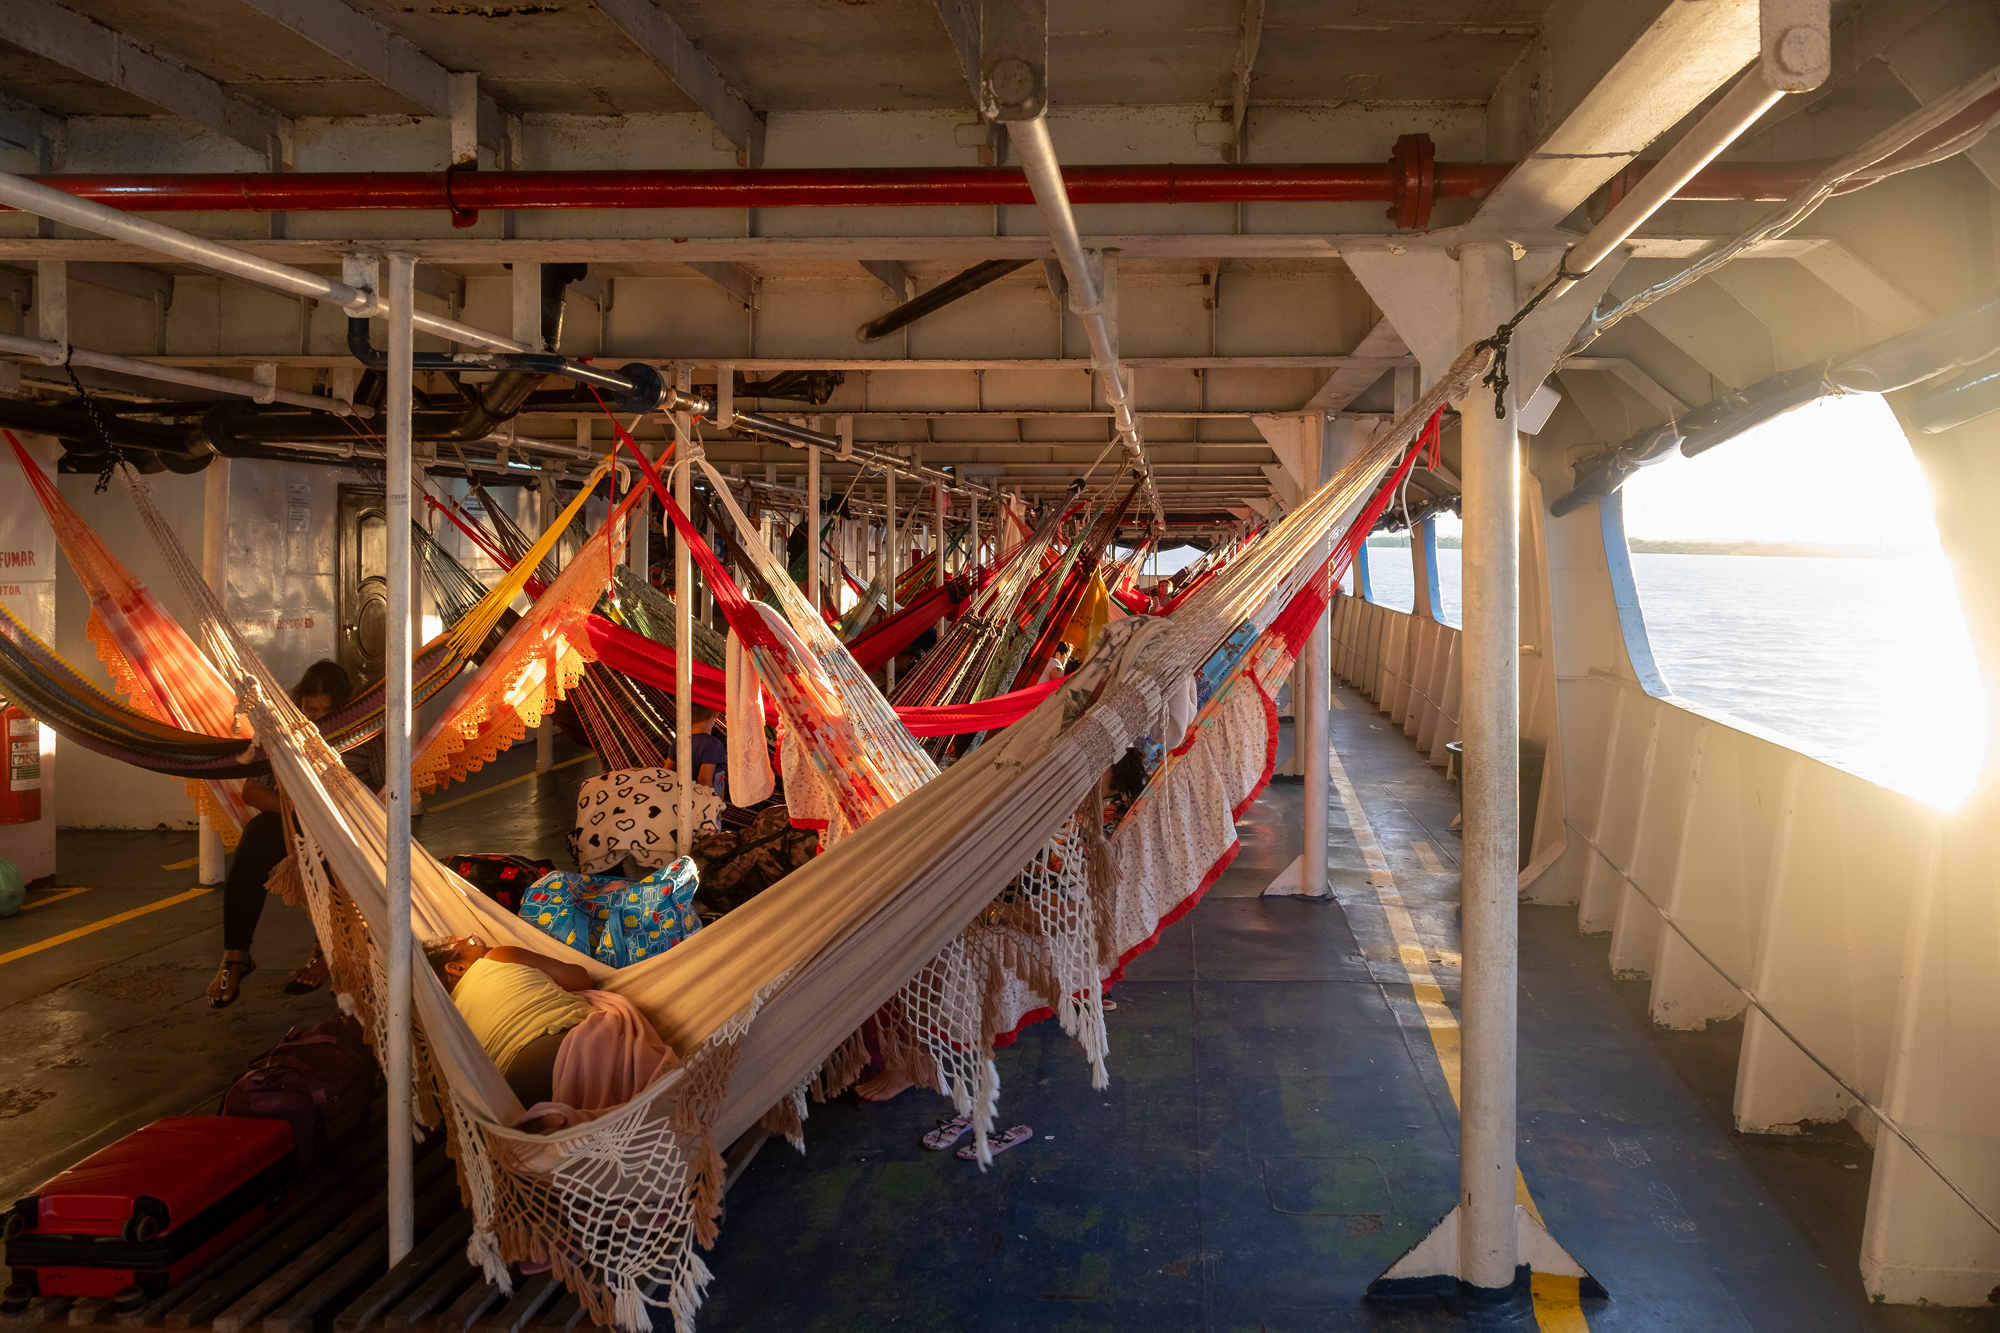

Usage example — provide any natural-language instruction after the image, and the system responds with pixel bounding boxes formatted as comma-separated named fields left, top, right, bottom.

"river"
left=1357, top=545, right=1987, bottom=808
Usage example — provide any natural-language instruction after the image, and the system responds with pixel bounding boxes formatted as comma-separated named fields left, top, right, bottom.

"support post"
left=935, top=475, right=947, bottom=636
left=674, top=367, right=695, bottom=859
left=1456, top=241, right=1522, bottom=1297
left=197, top=456, right=230, bottom=885
left=1266, top=416, right=1331, bottom=899
left=532, top=466, right=554, bottom=775
left=382, top=252, right=417, bottom=1268
left=884, top=465, right=898, bottom=691
left=807, top=442, right=821, bottom=611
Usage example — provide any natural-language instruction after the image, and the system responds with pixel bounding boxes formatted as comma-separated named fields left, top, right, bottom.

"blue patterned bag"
left=518, top=858, right=702, bottom=967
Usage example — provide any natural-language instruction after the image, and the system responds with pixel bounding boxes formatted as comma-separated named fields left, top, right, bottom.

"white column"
left=197, top=457, right=230, bottom=885
left=382, top=252, right=418, bottom=1267
left=884, top=467, right=898, bottom=690
left=517, top=265, right=554, bottom=775
left=533, top=464, right=554, bottom=775
left=674, top=368, right=694, bottom=858
left=1456, top=240, right=1521, bottom=1296
left=1300, top=418, right=1333, bottom=900
left=807, top=443, right=821, bottom=612
left=934, top=476, right=948, bottom=635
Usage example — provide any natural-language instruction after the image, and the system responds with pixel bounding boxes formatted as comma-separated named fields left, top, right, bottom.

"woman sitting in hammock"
left=424, top=936, right=671, bottom=1119
left=208, top=660, right=384, bottom=1007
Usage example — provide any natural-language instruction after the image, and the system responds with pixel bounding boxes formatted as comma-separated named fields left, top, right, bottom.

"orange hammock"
left=6, top=430, right=252, bottom=842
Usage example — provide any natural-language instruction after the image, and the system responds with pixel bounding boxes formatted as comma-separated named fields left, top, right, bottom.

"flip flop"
left=956, top=1124, right=1032, bottom=1162
left=206, top=957, right=255, bottom=1009
left=922, top=1114, right=973, bottom=1151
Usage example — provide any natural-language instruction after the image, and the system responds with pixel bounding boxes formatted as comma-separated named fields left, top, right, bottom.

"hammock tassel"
left=467, top=1227, right=511, bottom=1291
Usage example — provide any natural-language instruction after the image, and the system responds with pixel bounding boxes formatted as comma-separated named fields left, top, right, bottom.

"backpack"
left=219, top=1013, right=376, bottom=1174
left=689, top=805, right=819, bottom=917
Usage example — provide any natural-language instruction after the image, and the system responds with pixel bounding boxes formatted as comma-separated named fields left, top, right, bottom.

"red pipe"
left=3, top=155, right=1863, bottom=224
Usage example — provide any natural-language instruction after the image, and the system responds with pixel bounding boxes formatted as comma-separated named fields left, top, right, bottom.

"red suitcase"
left=4, top=1116, right=298, bottom=1302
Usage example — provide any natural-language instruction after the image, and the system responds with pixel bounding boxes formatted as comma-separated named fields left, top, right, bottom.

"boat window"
left=1615, top=392, right=1984, bottom=807
left=1359, top=521, right=1463, bottom=627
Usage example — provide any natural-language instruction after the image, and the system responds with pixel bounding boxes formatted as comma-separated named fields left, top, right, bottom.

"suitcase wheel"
left=2, top=1210, right=23, bottom=1240
left=123, top=1198, right=168, bottom=1244
left=114, top=1286, right=148, bottom=1313
left=2, top=1283, right=31, bottom=1314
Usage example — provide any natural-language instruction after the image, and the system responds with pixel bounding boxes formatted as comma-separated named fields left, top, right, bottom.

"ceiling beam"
left=1222, top=0, right=1266, bottom=164
left=860, top=259, right=911, bottom=299
left=9, top=0, right=289, bottom=160
left=229, top=0, right=503, bottom=151
left=0, top=90, right=60, bottom=158
left=586, top=0, right=766, bottom=166
left=928, top=0, right=980, bottom=102
left=686, top=260, right=756, bottom=307
left=1303, top=317, right=1409, bottom=410
left=1475, top=0, right=1761, bottom=235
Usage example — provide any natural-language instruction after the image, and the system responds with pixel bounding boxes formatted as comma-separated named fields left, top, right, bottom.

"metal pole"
left=1004, top=115, right=1161, bottom=525
left=807, top=443, right=821, bottom=612
left=1457, top=240, right=1520, bottom=1296
left=1299, top=420, right=1332, bottom=900
left=197, top=456, right=230, bottom=886
left=533, top=467, right=554, bottom=776
left=382, top=252, right=417, bottom=1267
left=934, top=475, right=947, bottom=637
left=674, top=368, right=694, bottom=859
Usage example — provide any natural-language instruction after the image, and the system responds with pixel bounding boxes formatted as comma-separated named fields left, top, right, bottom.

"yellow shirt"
left=452, top=957, right=591, bottom=1073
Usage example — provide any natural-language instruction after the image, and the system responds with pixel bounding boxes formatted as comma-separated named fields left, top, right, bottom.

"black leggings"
left=505, top=1029, right=569, bottom=1108
left=221, top=810, right=290, bottom=953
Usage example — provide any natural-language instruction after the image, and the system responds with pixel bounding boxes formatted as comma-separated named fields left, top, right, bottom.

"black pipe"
left=342, top=319, right=665, bottom=411
left=193, top=368, right=546, bottom=452
left=855, top=259, right=1033, bottom=343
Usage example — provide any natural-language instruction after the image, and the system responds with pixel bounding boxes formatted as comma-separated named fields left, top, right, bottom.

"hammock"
left=108, top=345, right=1477, bottom=1332
left=886, top=511, right=1066, bottom=712
left=0, top=600, right=261, bottom=778
left=6, top=429, right=253, bottom=842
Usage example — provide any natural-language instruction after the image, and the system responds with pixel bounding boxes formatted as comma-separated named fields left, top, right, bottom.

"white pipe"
left=1551, top=67, right=1787, bottom=294
left=673, top=368, right=694, bottom=860
left=1300, top=422, right=1331, bottom=900
left=0, top=332, right=371, bottom=415
left=381, top=252, right=417, bottom=1268
left=1456, top=240, right=1520, bottom=1294
left=1003, top=115, right=1163, bottom=525
left=534, top=474, right=554, bottom=774
left=884, top=465, right=897, bottom=691
left=0, top=169, right=526, bottom=353
left=807, top=443, right=821, bottom=612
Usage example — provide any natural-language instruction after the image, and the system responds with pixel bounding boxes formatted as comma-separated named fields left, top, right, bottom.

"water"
left=1358, top=546, right=1987, bottom=808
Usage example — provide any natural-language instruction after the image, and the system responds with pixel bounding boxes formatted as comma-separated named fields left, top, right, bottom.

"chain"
left=62, top=345, right=125, bottom=492
left=1472, top=249, right=1589, bottom=419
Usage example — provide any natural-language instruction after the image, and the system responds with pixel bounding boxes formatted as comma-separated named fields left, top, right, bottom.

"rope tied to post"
left=62, top=344, right=126, bottom=492
left=1471, top=248, right=1588, bottom=419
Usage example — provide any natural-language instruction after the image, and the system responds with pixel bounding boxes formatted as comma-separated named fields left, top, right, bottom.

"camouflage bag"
left=689, top=804, right=819, bottom=917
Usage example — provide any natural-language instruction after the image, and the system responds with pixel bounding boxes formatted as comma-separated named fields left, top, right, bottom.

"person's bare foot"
left=855, top=1071, right=913, bottom=1102
left=284, top=948, right=329, bottom=995
left=207, top=953, right=255, bottom=1008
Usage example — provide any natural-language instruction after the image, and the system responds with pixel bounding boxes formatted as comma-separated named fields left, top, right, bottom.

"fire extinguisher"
left=1, top=703, right=41, bottom=825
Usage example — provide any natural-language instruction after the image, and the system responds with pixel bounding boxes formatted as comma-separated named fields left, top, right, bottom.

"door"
left=337, top=486, right=388, bottom=683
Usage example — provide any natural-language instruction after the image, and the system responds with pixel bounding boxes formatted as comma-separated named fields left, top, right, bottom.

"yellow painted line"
left=1330, top=694, right=1346, bottom=710
left=20, top=886, right=91, bottom=911
left=423, top=752, right=596, bottom=814
left=1325, top=745, right=1585, bottom=1332
left=0, top=888, right=212, bottom=967
left=160, top=855, right=200, bottom=870
left=1411, top=839, right=1447, bottom=875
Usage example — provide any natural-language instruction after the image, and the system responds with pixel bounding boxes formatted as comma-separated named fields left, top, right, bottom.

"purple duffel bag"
left=219, top=1013, right=376, bottom=1174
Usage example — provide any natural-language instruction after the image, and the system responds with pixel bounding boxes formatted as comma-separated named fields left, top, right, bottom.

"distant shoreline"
left=1366, top=535, right=1925, bottom=559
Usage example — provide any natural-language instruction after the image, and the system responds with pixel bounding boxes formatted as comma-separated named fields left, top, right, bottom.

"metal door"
left=337, top=486, right=388, bottom=682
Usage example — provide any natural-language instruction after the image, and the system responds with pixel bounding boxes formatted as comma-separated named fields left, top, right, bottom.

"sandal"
left=206, top=956, right=255, bottom=1009
left=956, top=1124, right=1033, bottom=1162
left=283, top=948, right=329, bottom=995
left=922, top=1114, right=973, bottom=1152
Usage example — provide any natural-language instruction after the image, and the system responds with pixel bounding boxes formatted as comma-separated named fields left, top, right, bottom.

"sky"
left=1616, top=392, right=1940, bottom=547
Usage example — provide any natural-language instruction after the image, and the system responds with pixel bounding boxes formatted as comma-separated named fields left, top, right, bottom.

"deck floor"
left=5, top=692, right=1996, bottom=1331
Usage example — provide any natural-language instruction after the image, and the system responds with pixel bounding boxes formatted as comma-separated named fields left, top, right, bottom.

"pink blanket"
left=515, top=990, right=672, bottom=1129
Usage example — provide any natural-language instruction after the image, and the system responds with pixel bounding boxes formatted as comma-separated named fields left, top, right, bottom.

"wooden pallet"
left=25, top=1127, right=771, bottom=1333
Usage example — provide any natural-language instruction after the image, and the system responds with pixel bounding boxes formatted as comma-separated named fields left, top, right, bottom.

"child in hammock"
left=424, top=937, right=594, bottom=1109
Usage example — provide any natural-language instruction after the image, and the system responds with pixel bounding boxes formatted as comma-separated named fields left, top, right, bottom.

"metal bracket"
left=1759, top=0, right=1830, bottom=92
left=979, top=0, right=1048, bottom=121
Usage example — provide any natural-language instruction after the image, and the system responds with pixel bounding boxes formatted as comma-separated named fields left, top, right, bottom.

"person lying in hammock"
left=426, top=936, right=594, bottom=1109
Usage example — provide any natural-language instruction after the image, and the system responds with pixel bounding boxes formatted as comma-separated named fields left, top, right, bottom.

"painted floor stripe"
left=0, top=887, right=212, bottom=967
left=20, top=886, right=91, bottom=912
left=422, top=752, right=596, bottom=814
left=160, top=856, right=200, bottom=870
left=1411, top=839, right=1447, bottom=875
left=1325, top=743, right=1586, bottom=1332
